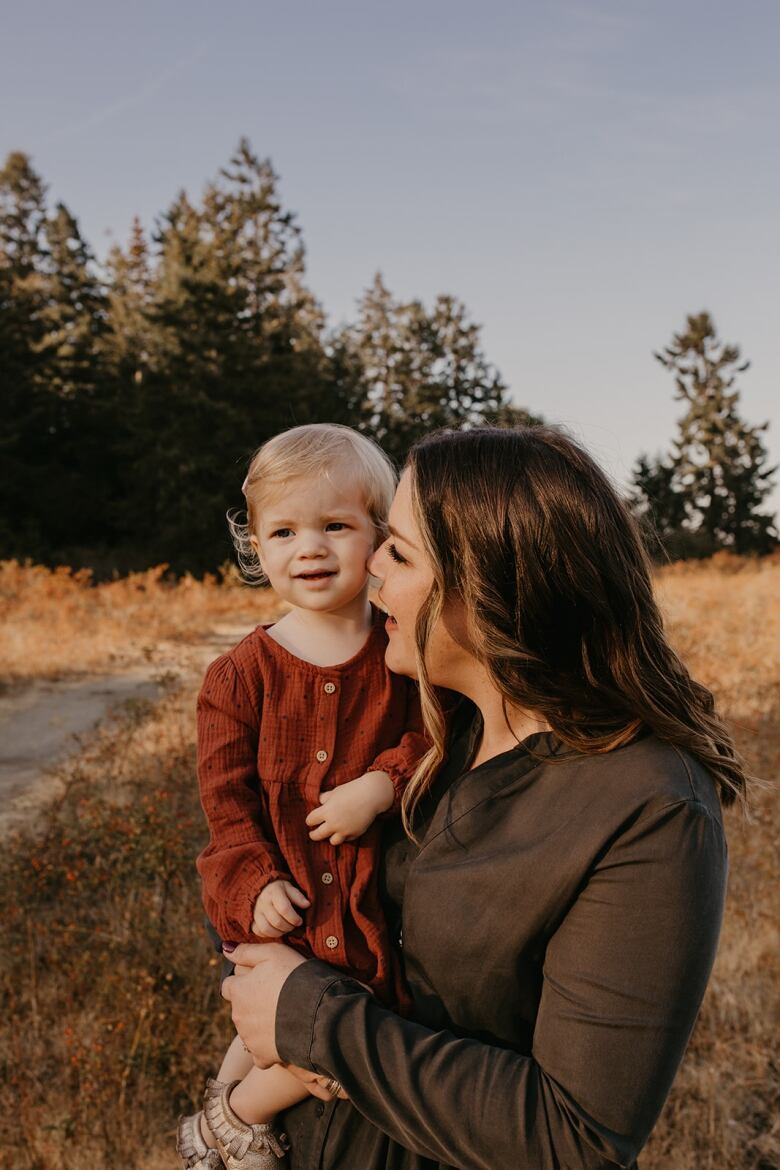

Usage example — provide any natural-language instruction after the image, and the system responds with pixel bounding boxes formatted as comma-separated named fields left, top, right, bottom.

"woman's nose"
left=367, top=546, right=384, bottom=579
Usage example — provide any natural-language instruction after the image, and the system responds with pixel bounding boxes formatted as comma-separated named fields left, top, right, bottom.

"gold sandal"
left=176, top=1111, right=224, bottom=1170
left=202, top=1078, right=289, bottom=1170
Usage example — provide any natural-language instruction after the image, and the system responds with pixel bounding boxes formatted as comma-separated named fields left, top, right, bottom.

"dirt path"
left=0, top=621, right=255, bottom=834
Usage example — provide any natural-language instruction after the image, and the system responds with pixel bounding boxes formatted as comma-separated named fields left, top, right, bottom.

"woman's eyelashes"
left=387, top=542, right=407, bottom=565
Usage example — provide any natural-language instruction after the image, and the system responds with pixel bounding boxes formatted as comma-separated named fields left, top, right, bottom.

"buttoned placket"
left=309, top=673, right=347, bottom=967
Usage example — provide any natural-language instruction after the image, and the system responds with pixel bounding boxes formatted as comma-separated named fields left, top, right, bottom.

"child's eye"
left=387, top=542, right=407, bottom=565
left=270, top=528, right=293, bottom=539
left=325, top=522, right=348, bottom=532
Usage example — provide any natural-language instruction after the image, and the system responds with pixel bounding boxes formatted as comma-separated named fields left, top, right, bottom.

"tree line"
left=1, top=139, right=776, bottom=574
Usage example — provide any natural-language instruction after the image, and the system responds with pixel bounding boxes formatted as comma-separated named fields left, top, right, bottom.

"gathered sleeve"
left=275, top=797, right=727, bottom=1169
left=368, top=681, right=430, bottom=814
left=196, top=654, right=292, bottom=943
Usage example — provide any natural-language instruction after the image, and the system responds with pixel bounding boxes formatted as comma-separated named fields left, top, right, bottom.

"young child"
left=177, top=424, right=429, bottom=1170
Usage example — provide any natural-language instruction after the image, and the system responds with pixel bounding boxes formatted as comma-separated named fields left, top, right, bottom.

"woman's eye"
left=387, top=542, right=407, bottom=565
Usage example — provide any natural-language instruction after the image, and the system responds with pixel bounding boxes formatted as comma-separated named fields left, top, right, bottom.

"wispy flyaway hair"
left=228, top=423, right=397, bottom=584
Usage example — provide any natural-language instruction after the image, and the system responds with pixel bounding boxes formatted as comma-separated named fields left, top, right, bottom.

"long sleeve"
left=276, top=797, right=727, bottom=1170
left=196, top=654, right=292, bottom=942
left=368, top=682, right=429, bottom=814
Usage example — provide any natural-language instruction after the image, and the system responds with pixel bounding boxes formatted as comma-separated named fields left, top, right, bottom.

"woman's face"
left=369, top=471, right=471, bottom=686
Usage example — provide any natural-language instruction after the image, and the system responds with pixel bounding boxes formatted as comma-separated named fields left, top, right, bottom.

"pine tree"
left=632, top=312, right=777, bottom=556
left=0, top=153, right=51, bottom=555
left=348, top=274, right=536, bottom=465
left=121, top=141, right=333, bottom=571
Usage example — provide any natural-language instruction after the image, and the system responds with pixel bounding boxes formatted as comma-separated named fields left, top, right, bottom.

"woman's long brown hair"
left=401, top=425, right=747, bottom=833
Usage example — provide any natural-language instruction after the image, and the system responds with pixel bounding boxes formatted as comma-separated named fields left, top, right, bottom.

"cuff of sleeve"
left=369, top=759, right=409, bottom=818
left=224, top=867, right=293, bottom=941
left=275, top=960, right=354, bottom=1072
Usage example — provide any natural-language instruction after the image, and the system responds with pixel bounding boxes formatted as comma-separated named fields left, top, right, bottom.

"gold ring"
left=324, top=1076, right=342, bottom=1097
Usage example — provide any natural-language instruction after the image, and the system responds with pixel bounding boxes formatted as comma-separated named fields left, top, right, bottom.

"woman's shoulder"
left=554, top=730, right=724, bottom=826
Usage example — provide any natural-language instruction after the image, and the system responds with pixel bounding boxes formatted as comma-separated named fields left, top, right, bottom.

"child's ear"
left=249, top=532, right=263, bottom=570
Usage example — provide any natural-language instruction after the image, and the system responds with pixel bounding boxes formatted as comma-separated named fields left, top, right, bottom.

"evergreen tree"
left=105, top=216, right=153, bottom=381
left=0, top=153, right=51, bottom=556
left=348, top=274, right=536, bottom=465
left=121, top=142, right=333, bottom=571
left=632, top=312, right=777, bottom=556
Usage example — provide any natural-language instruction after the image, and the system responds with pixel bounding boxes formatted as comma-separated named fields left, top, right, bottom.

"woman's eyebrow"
left=387, top=523, right=418, bottom=550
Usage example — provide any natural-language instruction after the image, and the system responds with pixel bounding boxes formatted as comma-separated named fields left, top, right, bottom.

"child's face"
left=250, top=473, right=377, bottom=616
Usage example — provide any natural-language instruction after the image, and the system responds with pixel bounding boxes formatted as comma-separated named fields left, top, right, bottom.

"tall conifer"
left=633, top=312, right=777, bottom=556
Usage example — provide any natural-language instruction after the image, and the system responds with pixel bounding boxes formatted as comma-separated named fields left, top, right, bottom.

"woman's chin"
left=384, top=641, right=415, bottom=679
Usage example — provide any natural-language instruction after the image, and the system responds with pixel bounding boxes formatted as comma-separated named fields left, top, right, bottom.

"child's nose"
left=300, top=531, right=328, bottom=556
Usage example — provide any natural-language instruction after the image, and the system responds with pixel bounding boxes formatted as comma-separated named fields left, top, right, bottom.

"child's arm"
left=197, top=653, right=298, bottom=942
left=366, top=679, right=437, bottom=815
left=304, top=771, right=395, bottom=845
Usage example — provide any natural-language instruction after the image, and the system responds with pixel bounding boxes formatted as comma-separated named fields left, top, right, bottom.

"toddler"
left=177, top=424, right=428, bottom=1170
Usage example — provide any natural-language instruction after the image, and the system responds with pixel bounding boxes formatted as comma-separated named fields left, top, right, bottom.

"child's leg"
left=218, top=1033, right=257, bottom=1083
left=199, top=1035, right=308, bottom=1148
left=228, top=1064, right=309, bottom=1125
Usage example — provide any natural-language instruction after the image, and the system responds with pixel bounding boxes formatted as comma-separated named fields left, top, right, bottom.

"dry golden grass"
left=642, top=554, right=780, bottom=1170
left=0, top=555, right=777, bottom=1169
left=0, top=560, right=278, bottom=686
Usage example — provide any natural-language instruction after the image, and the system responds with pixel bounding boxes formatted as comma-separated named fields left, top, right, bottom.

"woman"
left=220, top=425, right=739, bottom=1170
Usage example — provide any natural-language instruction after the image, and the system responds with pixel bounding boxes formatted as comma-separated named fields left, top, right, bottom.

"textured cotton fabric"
left=196, top=603, right=428, bottom=1007
left=273, top=702, right=728, bottom=1170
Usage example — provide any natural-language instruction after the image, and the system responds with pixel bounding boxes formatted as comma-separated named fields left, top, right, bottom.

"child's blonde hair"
left=228, top=423, right=397, bottom=585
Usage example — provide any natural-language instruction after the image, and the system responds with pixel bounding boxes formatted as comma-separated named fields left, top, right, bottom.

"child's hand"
left=305, top=771, right=395, bottom=845
left=251, top=880, right=311, bottom=938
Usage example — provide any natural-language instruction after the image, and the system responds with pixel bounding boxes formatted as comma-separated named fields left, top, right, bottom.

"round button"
left=321, top=871, right=334, bottom=885
left=315, top=749, right=328, bottom=763
left=323, top=682, right=336, bottom=694
left=325, top=935, right=339, bottom=950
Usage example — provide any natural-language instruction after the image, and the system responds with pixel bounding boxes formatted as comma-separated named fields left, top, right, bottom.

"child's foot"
left=203, top=1078, right=289, bottom=1170
left=176, top=1111, right=224, bottom=1170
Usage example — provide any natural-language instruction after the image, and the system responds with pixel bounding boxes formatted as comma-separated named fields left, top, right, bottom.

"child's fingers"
left=285, top=885, right=311, bottom=909
left=305, top=806, right=327, bottom=827
left=270, top=891, right=303, bottom=929
left=308, top=822, right=334, bottom=841
left=329, top=832, right=345, bottom=845
left=252, top=913, right=289, bottom=938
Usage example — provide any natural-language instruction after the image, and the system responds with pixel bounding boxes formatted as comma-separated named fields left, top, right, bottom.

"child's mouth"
left=297, top=571, right=336, bottom=580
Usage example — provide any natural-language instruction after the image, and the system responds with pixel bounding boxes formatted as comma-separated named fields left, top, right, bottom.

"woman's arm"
left=270, top=797, right=727, bottom=1170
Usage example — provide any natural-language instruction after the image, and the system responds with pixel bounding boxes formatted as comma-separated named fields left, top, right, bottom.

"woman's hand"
left=284, top=1063, right=350, bottom=1101
left=221, top=942, right=307, bottom=1067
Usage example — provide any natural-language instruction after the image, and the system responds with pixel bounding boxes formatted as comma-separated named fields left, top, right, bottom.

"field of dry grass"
left=0, top=556, right=777, bottom=1169
left=0, top=560, right=278, bottom=686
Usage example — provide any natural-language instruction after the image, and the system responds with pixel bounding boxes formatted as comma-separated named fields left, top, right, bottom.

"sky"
left=3, top=0, right=779, bottom=508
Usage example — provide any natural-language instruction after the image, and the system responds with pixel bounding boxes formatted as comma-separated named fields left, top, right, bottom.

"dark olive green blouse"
left=275, top=703, right=727, bottom=1170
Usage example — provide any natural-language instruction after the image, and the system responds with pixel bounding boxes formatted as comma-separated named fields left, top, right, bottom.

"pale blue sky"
left=3, top=0, right=779, bottom=509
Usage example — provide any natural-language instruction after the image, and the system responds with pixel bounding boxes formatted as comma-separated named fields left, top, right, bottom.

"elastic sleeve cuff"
left=275, top=960, right=358, bottom=1072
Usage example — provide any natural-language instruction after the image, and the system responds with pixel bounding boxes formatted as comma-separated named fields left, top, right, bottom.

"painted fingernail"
left=222, top=941, right=237, bottom=953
